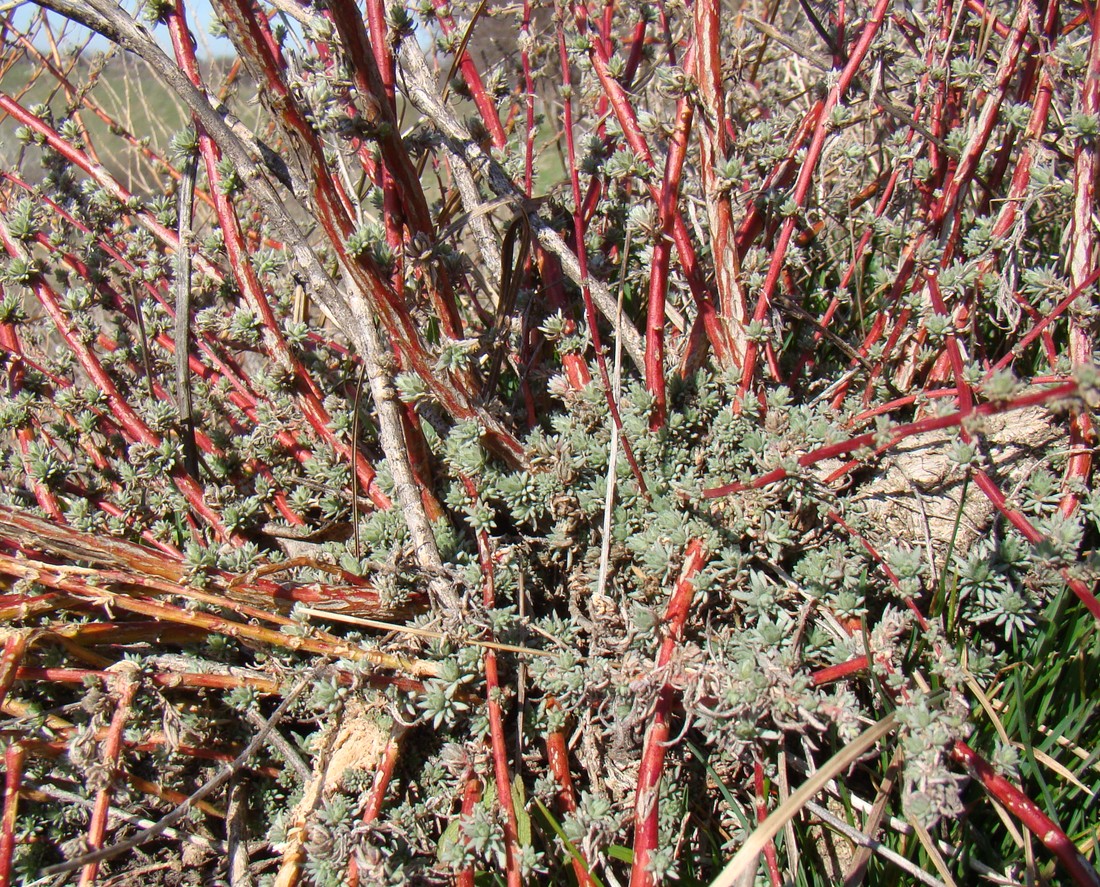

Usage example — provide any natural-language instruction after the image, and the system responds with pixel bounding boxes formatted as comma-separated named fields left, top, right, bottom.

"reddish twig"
left=827, top=510, right=930, bottom=630
left=949, top=740, right=1100, bottom=887
left=577, top=25, right=730, bottom=369
left=0, top=632, right=29, bottom=712
left=557, top=23, right=649, bottom=497
left=738, top=0, right=892, bottom=401
left=347, top=725, right=406, bottom=886
left=694, top=0, right=747, bottom=366
left=704, top=380, right=1080, bottom=499
left=629, top=539, right=707, bottom=887
left=1062, top=6, right=1100, bottom=516
left=16, top=666, right=282, bottom=695
left=430, top=0, right=507, bottom=150
left=0, top=212, right=234, bottom=541
left=646, top=88, right=695, bottom=428
left=755, top=756, right=782, bottom=886
left=78, top=669, right=138, bottom=886
left=166, top=3, right=390, bottom=507
left=706, top=377, right=1100, bottom=621
left=456, top=777, right=483, bottom=887
left=545, top=698, right=595, bottom=886
left=463, top=476, right=521, bottom=887
left=0, top=743, right=24, bottom=887
left=810, top=655, right=870, bottom=687
left=924, top=271, right=1100, bottom=622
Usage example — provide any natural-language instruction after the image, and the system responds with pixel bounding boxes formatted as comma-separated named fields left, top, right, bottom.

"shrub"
left=0, top=0, right=1097, bottom=884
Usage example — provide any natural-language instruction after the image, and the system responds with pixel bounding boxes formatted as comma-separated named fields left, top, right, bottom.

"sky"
left=5, top=0, right=232, bottom=58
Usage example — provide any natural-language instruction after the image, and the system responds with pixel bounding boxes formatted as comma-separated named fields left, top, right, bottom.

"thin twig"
left=226, top=779, right=256, bottom=887
left=243, top=709, right=311, bottom=784
left=597, top=228, right=631, bottom=601
left=842, top=747, right=902, bottom=886
left=79, top=669, right=138, bottom=886
left=41, top=670, right=318, bottom=877
left=396, top=37, right=646, bottom=373
left=175, top=147, right=200, bottom=479
left=806, top=800, right=946, bottom=887
left=298, top=607, right=555, bottom=658
left=710, top=712, right=899, bottom=887
left=20, top=779, right=227, bottom=857
left=351, top=360, right=369, bottom=562
left=350, top=300, right=460, bottom=612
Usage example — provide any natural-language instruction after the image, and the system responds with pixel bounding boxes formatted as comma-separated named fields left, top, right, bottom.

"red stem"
left=580, top=32, right=729, bottom=367
left=0, top=634, right=28, bottom=712
left=463, top=476, right=521, bottom=887
left=926, top=271, right=1100, bottom=622
left=0, top=214, right=234, bottom=541
left=950, top=740, right=1100, bottom=887
left=0, top=91, right=223, bottom=281
left=695, top=0, right=746, bottom=366
left=557, top=24, right=649, bottom=497
left=828, top=510, right=930, bottom=630
left=218, top=0, right=478, bottom=425
left=78, top=672, right=138, bottom=886
left=708, top=377, right=1100, bottom=621
left=347, top=726, right=405, bottom=886
left=629, top=539, right=707, bottom=887
left=0, top=744, right=24, bottom=887
left=810, top=655, right=870, bottom=686
left=987, top=271, right=1100, bottom=380
left=431, top=0, right=507, bottom=150
left=1, top=20, right=218, bottom=212
left=484, top=650, right=521, bottom=887
left=545, top=698, right=595, bottom=886
left=0, top=315, right=63, bottom=519
left=646, top=95, right=695, bottom=428
left=0, top=132, right=358, bottom=525
left=1062, top=3, right=1100, bottom=515
left=738, top=0, right=892, bottom=401
left=456, top=777, right=483, bottom=887
left=705, top=380, right=1080, bottom=499
left=0, top=169, right=263, bottom=408
left=17, top=666, right=281, bottom=694
left=755, top=756, right=782, bottom=886
left=167, top=3, right=390, bottom=509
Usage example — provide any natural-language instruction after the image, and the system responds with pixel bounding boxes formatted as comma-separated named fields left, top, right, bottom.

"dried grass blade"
left=710, top=712, right=898, bottom=887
